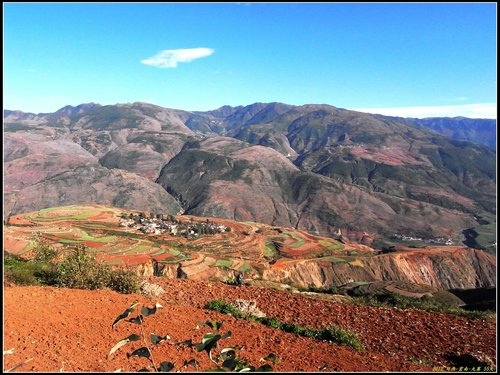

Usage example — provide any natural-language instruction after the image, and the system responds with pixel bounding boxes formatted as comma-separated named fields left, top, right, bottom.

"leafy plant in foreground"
left=110, top=302, right=273, bottom=372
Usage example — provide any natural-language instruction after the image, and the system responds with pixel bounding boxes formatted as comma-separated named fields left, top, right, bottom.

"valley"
left=4, top=102, right=497, bottom=252
left=3, top=102, right=496, bottom=372
left=3, top=204, right=496, bottom=372
left=4, top=204, right=496, bottom=293
left=4, top=4, right=495, bottom=372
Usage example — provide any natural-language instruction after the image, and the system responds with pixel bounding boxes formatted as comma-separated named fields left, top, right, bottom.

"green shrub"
left=4, top=251, right=29, bottom=271
left=257, top=316, right=282, bottom=330
left=107, top=269, right=140, bottom=294
left=222, top=277, right=240, bottom=286
left=4, top=254, right=41, bottom=285
left=5, top=244, right=139, bottom=294
left=351, top=293, right=490, bottom=320
left=54, top=245, right=139, bottom=293
left=205, top=299, right=244, bottom=318
left=33, top=242, right=59, bottom=263
left=205, top=299, right=364, bottom=351
left=4, top=251, right=54, bottom=286
left=33, top=262, right=60, bottom=286
left=323, top=326, right=365, bottom=351
left=56, top=245, right=111, bottom=289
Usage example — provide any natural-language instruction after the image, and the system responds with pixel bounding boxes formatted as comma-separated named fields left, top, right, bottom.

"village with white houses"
left=118, top=212, right=230, bottom=238
left=392, top=233, right=453, bottom=245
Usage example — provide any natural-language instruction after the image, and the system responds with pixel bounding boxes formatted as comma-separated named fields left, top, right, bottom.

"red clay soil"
left=82, top=241, right=105, bottom=248
left=6, top=216, right=34, bottom=226
left=3, top=278, right=496, bottom=373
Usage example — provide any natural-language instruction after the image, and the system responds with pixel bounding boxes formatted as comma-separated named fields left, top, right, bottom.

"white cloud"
left=351, top=103, right=497, bottom=119
left=141, top=47, right=214, bottom=68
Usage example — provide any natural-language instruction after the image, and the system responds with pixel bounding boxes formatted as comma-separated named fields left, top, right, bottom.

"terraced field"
left=4, top=204, right=358, bottom=277
left=6, top=203, right=495, bottom=294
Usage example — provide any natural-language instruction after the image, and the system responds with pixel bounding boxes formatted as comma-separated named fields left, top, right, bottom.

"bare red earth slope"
left=3, top=279, right=496, bottom=372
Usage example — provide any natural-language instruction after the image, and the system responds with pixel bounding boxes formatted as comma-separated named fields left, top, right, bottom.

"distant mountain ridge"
left=3, top=101, right=496, bottom=252
left=380, top=115, right=496, bottom=149
left=5, top=102, right=496, bottom=148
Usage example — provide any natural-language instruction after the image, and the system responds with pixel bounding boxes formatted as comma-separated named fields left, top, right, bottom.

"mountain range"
left=3, top=102, right=496, bottom=252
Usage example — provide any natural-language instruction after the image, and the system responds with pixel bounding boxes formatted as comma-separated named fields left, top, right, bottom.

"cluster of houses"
left=392, top=233, right=453, bottom=245
left=119, top=213, right=229, bottom=238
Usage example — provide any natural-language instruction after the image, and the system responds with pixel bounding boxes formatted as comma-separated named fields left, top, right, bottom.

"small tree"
left=33, top=242, right=59, bottom=263
left=56, top=245, right=110, bottom=289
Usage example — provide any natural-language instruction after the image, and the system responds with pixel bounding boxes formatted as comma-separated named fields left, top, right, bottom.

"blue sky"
left=3, top=2, right=497, bottom=118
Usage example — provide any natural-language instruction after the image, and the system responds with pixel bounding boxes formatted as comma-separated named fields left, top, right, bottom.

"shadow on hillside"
left=448, top=287, right=496, bottom=312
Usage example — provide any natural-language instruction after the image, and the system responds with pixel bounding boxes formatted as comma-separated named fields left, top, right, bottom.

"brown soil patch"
left=349, top=146, right=422, bottom=166
left=3, top=279, right=495, bottom=372
left=7, top=215, right=33, bottom=226
left=83, top=241, right=105, bottom=248
left=3, top=234, right=29, bottom=253
left=118, top=254, right=153, bottom=266
left=280, top=242, right=324, bottom=258
left=410, top=187, right=475, bottom=207
left=85, top=207, right=121, bottom=222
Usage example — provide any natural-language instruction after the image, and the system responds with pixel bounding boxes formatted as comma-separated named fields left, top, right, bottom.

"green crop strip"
left=318, top=239, right=344, bottom=251
left=321, top=257, right=348, bottom=263
left=205, top=299, right=364, bottom=351
left=214, top=259, right=232, bottom=268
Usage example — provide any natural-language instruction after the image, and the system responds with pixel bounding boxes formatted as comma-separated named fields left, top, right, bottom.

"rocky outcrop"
left=260, top=247, right=496, bottom=290
left=136, top=255, right=243, bottom=283
left=135, top=246, right=495, bottom=291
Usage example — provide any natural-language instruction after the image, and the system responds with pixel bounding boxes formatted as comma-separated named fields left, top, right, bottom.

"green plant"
left=109, top=302, right=273, bottom=372
left=4, top=248, right=58, bottom=286
left=351, top=293, right=491, bottom=320
left=109, top=301, right=171, bottom=372
left=33, top=242, right=59, bottom=263
left=31, top=242, right=61, bottom=285
left=56, top=245, right=111, bottom=289
left=222, top=277, right=241, bottom=286
left=322, top=326, right=365, bottom=351
left=5, top=242, right=138, bottom=294
left=52, top=244, right=138, bottom=293
left=193, top=320, right=272, bottom=372
left=205, top=300, right=243, bottom=318
left=107, top=268, right=140, bottom=294
left=205, top=299, right=364, bottom=351
left=4, top=252, right=43, bottom=285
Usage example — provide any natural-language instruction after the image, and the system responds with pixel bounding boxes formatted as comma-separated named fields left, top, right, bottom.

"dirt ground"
left=3, top=278, right=496, bottom=373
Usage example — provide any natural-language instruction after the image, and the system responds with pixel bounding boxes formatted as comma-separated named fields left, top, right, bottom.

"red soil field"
left=3, top=278, right=495, bottom=372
